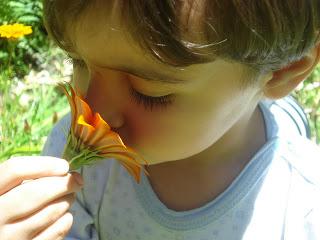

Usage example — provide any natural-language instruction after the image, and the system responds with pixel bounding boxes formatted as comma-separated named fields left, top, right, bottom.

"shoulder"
left=275, top=136, right=320, bottom=237
left=41, top=112, right=71, bottom=158
left=260, top=97, right=311, bottom=140
left=277, top=135, right=320, bottom=187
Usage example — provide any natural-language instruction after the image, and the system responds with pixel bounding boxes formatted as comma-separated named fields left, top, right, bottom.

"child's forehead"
left=70, top=24, right=248, bottom=91
left=46, top=0, right=224, bottom=72
left=64, top=2, right=252, bottom=89
left=67, top=20, right=249, bottom=91
left=68, top=27, right=202, bottom=87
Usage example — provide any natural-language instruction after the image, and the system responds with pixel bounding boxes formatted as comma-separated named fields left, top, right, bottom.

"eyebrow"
left=100, top=65, right=190, bottom=85
left=67, top=51, right=189, bottom=85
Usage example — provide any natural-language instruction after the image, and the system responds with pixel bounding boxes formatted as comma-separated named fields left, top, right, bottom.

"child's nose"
left=105, top=112, right=125, bottom=130
left=84, top=71, right=126, bottom=130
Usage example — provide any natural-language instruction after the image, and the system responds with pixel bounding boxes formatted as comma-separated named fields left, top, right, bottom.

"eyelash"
left=67, top=57, right=174, bottom=111
left=129, top=87, right=174, bottom=111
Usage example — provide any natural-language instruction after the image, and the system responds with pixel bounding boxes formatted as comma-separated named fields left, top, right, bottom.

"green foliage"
left=0, top=79, right=69, bottom=162
left=292, top=64, right=320, bottom=144
left=0, top=0, right=70, bottom=162
left=0, top=0, right=49, bottom=77
left=0, top=45, right=70, bottom=162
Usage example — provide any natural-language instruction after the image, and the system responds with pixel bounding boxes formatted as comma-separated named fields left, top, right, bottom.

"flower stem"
left=62, top=135, right=104, bottom=170
left=7, top=41, right=15, bottom=79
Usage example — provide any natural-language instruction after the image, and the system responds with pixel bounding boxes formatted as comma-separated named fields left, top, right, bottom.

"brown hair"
left=43, top=0, right=320, bottom=84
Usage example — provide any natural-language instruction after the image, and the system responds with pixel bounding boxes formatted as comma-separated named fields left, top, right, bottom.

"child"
left=1, top=1, right=320, bottom=239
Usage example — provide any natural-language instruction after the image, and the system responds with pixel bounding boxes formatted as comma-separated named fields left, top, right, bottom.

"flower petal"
left=74, top=96, right=94, bottom=137
left=103, top=152, right=142, bottom=183
left=93, top=112, right=111, bottom=131
left=77, top=115, right=96, bottom=143
left=75, top=96, right=93, bottom=121
left=86, top=113, right=112, bottom=146
left=125, top=146, right=149, bottom=165
left=91, top=131, right=125, bottom=149
left=57, top=83, right=77, bottom=132
left=0, top=23, right=32, bottom=39
left=97, top=144, right=148, bottom=166
left=78, top=115, right=95, bottom=130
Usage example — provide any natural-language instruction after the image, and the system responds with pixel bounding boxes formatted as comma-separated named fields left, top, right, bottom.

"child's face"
left=66, top=8, right=268, bottom=166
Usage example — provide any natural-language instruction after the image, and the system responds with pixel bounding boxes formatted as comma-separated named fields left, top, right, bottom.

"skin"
left=65, top=4, right=320, bottom=211
left=0, top=156, right=83, bottom=240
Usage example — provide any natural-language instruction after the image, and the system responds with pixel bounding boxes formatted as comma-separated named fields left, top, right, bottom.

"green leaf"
left=8, top=1, right=25, bottom=8
left=18, top=15, right=41, bottom=23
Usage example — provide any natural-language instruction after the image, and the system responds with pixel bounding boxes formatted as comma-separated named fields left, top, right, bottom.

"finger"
left=0, top=156, right=70, bottom=196
left=32, top=212, right=74, bottom=240
left=3, top=193, right=76, bottom=240
left=0, top=172, right=83, bottom=223
left=30, top=193, right=76, bottom=238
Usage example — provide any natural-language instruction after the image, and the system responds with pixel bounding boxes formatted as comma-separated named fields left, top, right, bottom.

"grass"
left=0, top=47, right=320, bottom=163
left=0, top=47, right=70, bottom=163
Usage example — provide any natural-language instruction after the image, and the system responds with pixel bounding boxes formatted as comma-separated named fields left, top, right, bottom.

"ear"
left=262, top=43, right=320, bottom=100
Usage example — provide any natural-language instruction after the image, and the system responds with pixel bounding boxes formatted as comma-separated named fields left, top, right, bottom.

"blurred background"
left=0, top=0, right=70, bottom=162
left=0, top=0, right=320, bottom=162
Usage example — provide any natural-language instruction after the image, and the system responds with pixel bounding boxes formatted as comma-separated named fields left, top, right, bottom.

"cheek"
left=127, top=89, right=253, bottom=163
left=125, top=103, right=220, bottom=162
left=127, top=109, right=167, bottom=146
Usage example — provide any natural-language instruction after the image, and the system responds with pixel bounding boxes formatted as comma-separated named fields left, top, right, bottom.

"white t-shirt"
left=41, top=98, right=320, bottom=240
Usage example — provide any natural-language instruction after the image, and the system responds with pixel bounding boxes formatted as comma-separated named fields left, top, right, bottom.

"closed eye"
left=67, top=57, right=175, bottom=111
left=129, top=87, right=175, bottom=111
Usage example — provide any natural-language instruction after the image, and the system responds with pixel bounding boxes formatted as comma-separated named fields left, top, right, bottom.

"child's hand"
left=0, top=156, right=84, bottom=240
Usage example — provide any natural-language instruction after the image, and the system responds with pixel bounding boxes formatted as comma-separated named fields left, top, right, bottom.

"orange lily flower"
left=58, top=82, right=149, bottom=183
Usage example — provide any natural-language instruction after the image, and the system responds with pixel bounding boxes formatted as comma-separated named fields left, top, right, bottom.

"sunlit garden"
left=1, top=0, right=320, bottom=163
left=0, top=0, right=71, bottom=162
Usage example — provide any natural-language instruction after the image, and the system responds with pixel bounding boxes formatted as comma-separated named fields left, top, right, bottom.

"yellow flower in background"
left=0, top=23, right=32, bottom=39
